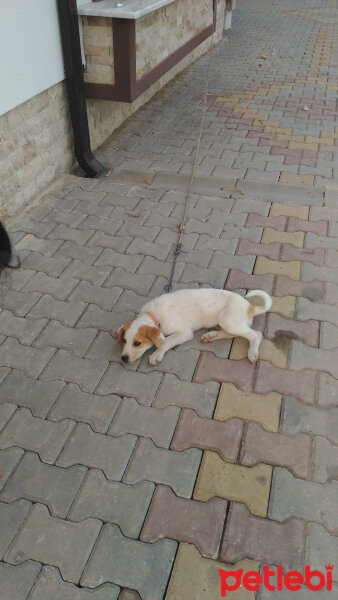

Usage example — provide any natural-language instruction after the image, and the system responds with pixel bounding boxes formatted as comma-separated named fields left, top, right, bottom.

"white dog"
left=117, top=288, right=272, bottom=366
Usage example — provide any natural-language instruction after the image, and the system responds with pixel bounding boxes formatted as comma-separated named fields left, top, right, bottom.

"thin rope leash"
left=164, top=28, right=215, bottom=293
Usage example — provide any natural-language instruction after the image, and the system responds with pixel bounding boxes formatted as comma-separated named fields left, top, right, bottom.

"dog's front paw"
left=201, top=331, right=217, bottom=343
left=248, top=349, right=259, bottom=363
left=149, top=350, right=164, bottom=365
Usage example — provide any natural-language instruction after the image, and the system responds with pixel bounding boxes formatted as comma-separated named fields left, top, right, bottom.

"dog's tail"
left=246, top=290, right=272, bottom=317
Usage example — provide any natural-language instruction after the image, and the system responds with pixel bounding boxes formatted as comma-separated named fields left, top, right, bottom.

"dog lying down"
left=117, top=288, right=272, bottom=366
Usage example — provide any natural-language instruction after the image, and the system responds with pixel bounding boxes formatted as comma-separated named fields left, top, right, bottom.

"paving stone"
left=245, top=213, right=286, bottom=231
left=114, top=289, right=148, bottom=313
left=5, top=504, right=101, bottom=584
left=297, top=297, right=338, bottom=324
left=222, top=223, right=263, bottom=243
left=0, top=561, right=42, bottom=600
left=257, top=578, right=338, bottom=600
left=269, top=468, right=338, bottom=534
left=215, top=383, right=281, bottom=432
left=310, top=206, right=338, bottom=223
left=306, top=232, right=338, bottom=251
left=287, top=217, right=328, bottom=235
left=262, top=228, right=304, bottom=248
left=185, top=218, right=223, bottom=236
left=241, top=422, right=311, bottom=479
left=326, top=249, right=338, bottom=268
left=16, top=234, right=62, bottom=256
left=0, top=370, right=64, bottom=418
left=270, top=203, right=308, bottom=220
left=49, top=383, right=120, bottom=433
left=118, top=222, right=160, bottom=242
left=0, top=338, right=55, bottom=379
left=96, top=363, right=162, bottom=406
left=0, top=499, right=31, bottom=559
left=109, top=397, right=179, bottom=448
left=124, top=438, right=201, bottom=498
left=281, top=245, right=325, bottom=266
left=210, top=250, right=255, bottom=274
left=171, top=408, right=243, bottom=462
left=69, top=469, right=154, bottom=538
left=312, top=437, right=338, bottom=484
left=290, top=340, right=338, bottom=379
left=81, top=524, right=177, bottom=599
left=23, top=272, right=78, bottom=300
left=303, top=262, right=338, bottom=284
left=36, top=321, right=98, bottom=359
left=236, top=239, right=280, bottom=260
left=255, top=361, right=317, bottom=404
left=118, top=590, right=141, bottom=600
left=138, top=255, right=184, bottom=279
left=180, top=263, right=229, bottom=288
left=48, top=224, right=94, bottom=245
left=275, top=277, right=323, bottom=302
left=321, top=322, right=338, bottom=350
left=0, top=448, right=24, bottom=492
left=318, top=372, right=338, bottom=407
left=78, top=215, right=123, bottom=236
left=56, top=240, right=103, bottom=264
left=230, top=336, right=288, bottom=369
left=29, top=295, right=87, bottom=327
left=306, top=524, right=338, bottom=585
left=266, top=313, right=319, bottom=347
left=69, top=281, right=122, bottom=311
left=139, top=346, right=200, bottom=381
left=0, top=311, right=47, bottom=345
left=232, top=198, right=270, bottom=216
left=194, top=451, right=272, bottom=517
left=254, top=257, right=301, bottom=280
left=166, top=543, right=258, bottom=600
left=271, top=296, right=296, bottom=318
left=1, top=452, right=86, bottom=518
left=221, top=503, right=305, bottom=571
left=1, top=290, right=38, bottom=319
left=62, top=260, right=111, bottom=286
left=126, top=238, right=172, bottom=261
left=29, top=565, right=120, bottom=600
left=225, top=270, right=274, bottom=294
left=95, top=249, right=142, bottom=273
left=194, top=353, right=255, bottom=391
left=57, top=423, right=136, bottom=480
left=22, top=252, right=70, bottom=278
left=103, top=268, right=155, bottom=295
left=195, top=233, right=238, bottom=254
left=153, top=373, right=219, bottom=418
left=0, top=404, right=16, bottom=431
left=281, top=396, right=338, bottom=444
left=0, top=408, right=74, bottom=463
left=40, top=350, right=108, bottom=393
left=141, top=484, right=227, bottom=559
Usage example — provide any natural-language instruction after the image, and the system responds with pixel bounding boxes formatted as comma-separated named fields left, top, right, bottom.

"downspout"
left=57, top=0, right=108, bottom=177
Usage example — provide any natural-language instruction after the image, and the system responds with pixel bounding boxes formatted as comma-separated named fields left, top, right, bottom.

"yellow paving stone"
left=194, top=452, right=272, bottom=517
left=166, top=543, right=259, bottom=600
left=305, top=135, right=333, bottom=146
left=279, top=172, right=315, bottom=186
left=215, top=383, right=282, bottom=432
left=230, top=338, right=289, bottom=368
left=261, top=228, right=304, bottom=248
left=288, top=142, right=318, bottom=153
left=271, top=295, right=296, bottom=318
left=276, top=133, right=304, bottom=143
left=254, top=257, right=301, bottom=280
left=270, top=203, right=309, bottom=219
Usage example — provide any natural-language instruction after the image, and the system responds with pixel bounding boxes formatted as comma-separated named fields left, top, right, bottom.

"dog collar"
left=144, top=312, right=161, bottom=328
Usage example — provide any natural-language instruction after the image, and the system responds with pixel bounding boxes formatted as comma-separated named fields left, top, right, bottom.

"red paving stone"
left=240, top=422, right=312, bottom=479
left=265, top=312, right=319, bottom=347
left=141, top=485, right=227, bottom=559
left=118, top=591, right=142, bottom=600
left=193, top=353, right=256, bottom=391
left=245, top=214, right=287, bottom=231
left=280, top=245, right=325, bottom=266
left=226, top=270, right=275, bottom=294
left=274, top=277, right=324, bottom=302
left=220, top=503, right=306, bottom=571
left=287, top=217, right=328, bottom=235
left=255, top=361, right=317, bottom=404
left=236, top=239, right=280, bottom=260
left=171, top=408, right=243, bottom=462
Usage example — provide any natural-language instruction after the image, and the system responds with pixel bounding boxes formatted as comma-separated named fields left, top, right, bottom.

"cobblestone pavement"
left=1, top=0, right=338, bottom=599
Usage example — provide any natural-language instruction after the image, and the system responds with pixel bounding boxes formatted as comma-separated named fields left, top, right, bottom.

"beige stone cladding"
left=136, top=0, right=214, bottom=79
left=82, top=16, right=115, bottom=85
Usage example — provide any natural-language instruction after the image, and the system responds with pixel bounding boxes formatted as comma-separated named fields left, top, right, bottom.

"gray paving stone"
left=0, top=560, right=41, bottom=600
left=81, top=524, right=177, bottom=599
left=185, top=217, right=223, bottom=236
left=232, top=198, right=270, bottom=216
left=117, top=222, right=160, bottom=243
left=0, top=370, right=64, bottom=417
left=103, top=268, right=155, bottom=295
left=109, top=398, right=179, bottom=448
left=318, top=373, right=338, bottom=407
left=16, top=234, right=62, bottom=256
left=56, top=240, right=104, bottom=264
left=1, top=290, right=41, bottom=317
left=0, top=268, right=35, bottom=292
left=57, top=423, right=136, bottom=480
left=0, top=408, right=74, bottom=464
left=137, top=255, right=184, bottom=279
left=305, top=232, right=338, bottom=250
left=306, top=523, right=338, bottom=584
left=313, top=437, right=338, bottom=484
left=77, top=305, right=134, bottom=333
left=43, top=208, right=87, bottom=227
left=29, top=565, right=120, bottom=600
left=87, top=231, right=132, bottom=252
left=114, top=289, right=151, bottom=313
left=0, top=339, right=55, bottom=379
left=154, top=373, right=219, bottom=417
left=326, top=249, right=338, bottom=268
left=124, top=438, right=201, bottom=498
left=320, top=322, right=338, bottom=350
left=85, top=330, right=123, bottom=362
left=180, top=263, right=228, bottom=288
left=0, top=499, right=31, bottom=558
left=0, top=448, right=24, bottom=492
left=49, top=383, right=120, bottom=433
left=257, top=570, right=338, bottom=599
left=95, top=249, right=142, bottom=272
left=156, top=228, right=198, bottom=251
left=290, top=340, right=338, bottom=379
left=269, top=468, right=338, bottom=534
left=23, top=272, right=78, bottom=300
left=139, top=345, right=200, bottom=380
left=1, top=452, right=86, bottom=518
left=96, top=363, right=162, bottom=405
left=69, top=281, right=122, bottom=311
left=126, top=239, right=172, bottom=261
left=210, top=250, right=255, bottom=273
left=69, top=469, right=154, bottom=537
left=5, top=504, right=101, bottom=584
left=40, top=350, right=108, bottom=393
left=0, top=404, right=16, bottom=432
left=194, top=233, right=238, bottom=254
left=281, top=396, right=338, bottom=445
left=48, top=224, right=94, bottom=246
left=29, top=295, right=87, bottom=327
left=78, top=215, right=123, bottom=236
left=0, top=311, right=47, bottom=345
left=302, top=263, right=338, bottom=284
left=310, top=206, right=338, bottom=222
left=34, top=320, right=97, bottom=358
left=297, top=298, right=338, bottom=325
left=62, top=259, right=111, bottom=286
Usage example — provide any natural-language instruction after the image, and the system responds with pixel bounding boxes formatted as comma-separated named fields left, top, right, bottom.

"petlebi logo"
left=219, top=564, right=334, bottom=596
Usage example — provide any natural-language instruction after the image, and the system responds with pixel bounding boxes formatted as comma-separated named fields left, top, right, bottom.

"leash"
left=164, top=29, right=214, bottom=293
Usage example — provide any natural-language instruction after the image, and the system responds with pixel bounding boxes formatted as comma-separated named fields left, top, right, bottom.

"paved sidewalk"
left=1, top=0, right=338, bottom=599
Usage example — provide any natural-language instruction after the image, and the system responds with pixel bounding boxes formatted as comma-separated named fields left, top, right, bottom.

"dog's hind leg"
left=149, top=328, right=194, bottom=365
left=218, top=313, right=262, bottom=363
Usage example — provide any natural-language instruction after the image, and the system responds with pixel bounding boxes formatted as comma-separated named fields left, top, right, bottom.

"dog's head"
left=116, top=314, right=164, bottom=364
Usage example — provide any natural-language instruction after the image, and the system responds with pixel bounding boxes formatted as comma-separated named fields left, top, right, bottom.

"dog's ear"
left=146, top=326, right=164, bottom=348
left=116, top=322, right=131, bottom=343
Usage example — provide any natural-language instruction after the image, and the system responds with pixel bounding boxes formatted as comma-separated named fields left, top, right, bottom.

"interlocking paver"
left=1, top=452, right=86, bottom=517
left=254, top=256, right=301, bottom=280
left=109, top=397, right=179, bottom=448
left=56, top=240, right=103, bottom=264
left=194, top=353, right=255, bottom=390
left=0, top=403, right=16, bottom=431
left=29, top=566, right=120, bottom=600
left=119, top=590, right=141, bottom=600
left=236, top=239, right=280, bottom=260
left=103, top=267, right=155, bottom=295
left=34, top=320, right=97, bottom=357
left=266, top=313, right=319, bottom=347
left=69, top=281, right=122, bottom=311
left=225, top=270, right=274, bottom=294
left=124, top=438, right=201, bottom=498
left=5, top=504, right=101, bottom=584
left=281, top=245, right=325, bottom=266
left=22, top=252, right=70, bottom=277
left=0, top=499, right=31, bottom=558
left=0, top=338, right=55, bottom=378
left=255, top=361, right=317, bottom=404
left=141, top=484, right=227, bottom=558
left=306, top=523, right=338, bottom=584
left=153, top=373, right=219, bottom=418
left=57, top=423, right=136, bottom=480
left=290, top=340, right=338, bottom=379
left=28, top=294, right=86, bottom=327
left=81, top=524, right=177, bottom=599
left=312, top=437, right=338, bottom=484
left=0, top=408, right=74, bottom=463
left=23, top=272, right=78, bottom=300
left=215, top=384, right=282, bottom=432
left=40, top=349, right=108, bottom=393
left=320, top=322, right=338, bottom=350
left=274, top=277, right=324, bottom=302
left=287, top=216, right=328, bottom=235
left=0, top=369, right=64, bottom=417
left=282, top=396, right=338, bottom=444
left=245, top=213, right=286, bottom=231
left=0, top=310, right=47, bottom=345
left=0, top=561, right=42, bottom=600
left=0, top=448, right=24, bottom=492
left=220, top=503, right=305, bottom=571
left=61, top=259, right=111, bottom=285
left=262, top=228, right=304, bottom=248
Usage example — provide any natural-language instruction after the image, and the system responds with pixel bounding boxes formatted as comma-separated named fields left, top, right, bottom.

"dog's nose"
left=121, top=354, right=129, bottom=363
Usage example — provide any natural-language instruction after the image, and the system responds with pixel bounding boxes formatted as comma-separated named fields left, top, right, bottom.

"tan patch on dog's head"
left=116, top=322, right=131, bottom=343
left=137, top=325, right=163, bottom=349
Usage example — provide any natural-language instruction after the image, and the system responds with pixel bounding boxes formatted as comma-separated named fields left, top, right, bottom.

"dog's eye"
left=134, top=341, right=141, bottom=347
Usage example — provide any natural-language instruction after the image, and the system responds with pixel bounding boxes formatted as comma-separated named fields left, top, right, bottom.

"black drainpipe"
left=57, top=0, right=108, bottom=177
